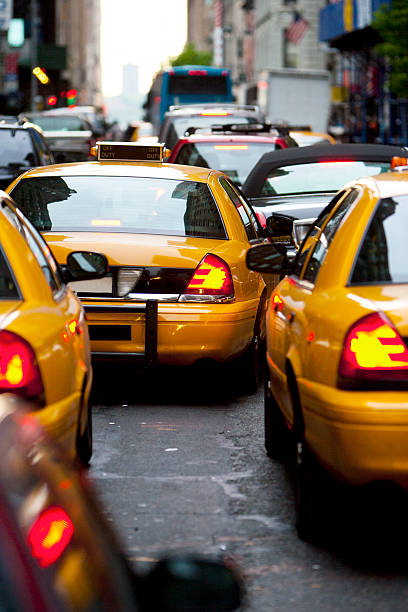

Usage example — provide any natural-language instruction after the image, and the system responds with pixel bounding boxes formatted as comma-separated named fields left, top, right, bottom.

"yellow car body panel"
left=265, top=170, right=408, bottom=486
left=7, top=159, right=266, bottom=366
left=0, top=196, right=92, bottom=459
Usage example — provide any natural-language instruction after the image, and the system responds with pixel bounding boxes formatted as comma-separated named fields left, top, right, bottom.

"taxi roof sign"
left=96, top=141, right=165, bottom=162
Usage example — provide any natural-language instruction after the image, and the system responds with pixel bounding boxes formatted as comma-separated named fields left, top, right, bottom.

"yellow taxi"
left=246, top=158, right=408, bottom=540
left=7, top=142, right=268, bottom=393
left=289, top=129, right=336, bottom=146
left=0, top=394, right=242, bottom=611
left=0, top=190, right=107, bottom=465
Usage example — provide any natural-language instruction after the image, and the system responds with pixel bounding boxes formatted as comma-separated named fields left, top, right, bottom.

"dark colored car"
left=241, top=143, right=408, bottom=245
left=0, top=393, right=243, bottom=611
left=159, top=103, right=266, bottom=149
left=0, top=122, right=54, bottom=190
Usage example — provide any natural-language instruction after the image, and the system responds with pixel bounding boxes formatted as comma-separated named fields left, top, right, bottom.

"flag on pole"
left=285, top=12, right=309, bottom=44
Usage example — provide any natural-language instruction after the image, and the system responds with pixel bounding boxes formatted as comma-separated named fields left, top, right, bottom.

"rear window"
left=28, top=115, right=87, bottom=131
left=168, top=116, right=259, bottom=148
left=169, top=75, right=228, bottom=95
left=0, top=248, right=19, bottom=299
left=351, top=195, right=408, bottom=284
left=261, top=161, right=391, bottom=196
left=176, top=141, right=277, bottom=186
left=11, top=176, right=227, bottom=239
left=0, top=129, right=34, bottom=168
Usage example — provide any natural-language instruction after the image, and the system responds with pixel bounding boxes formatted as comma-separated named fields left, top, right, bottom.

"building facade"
left=319, top=0, right=404, bottom=144
left=0, top=0, right=101, bottom=114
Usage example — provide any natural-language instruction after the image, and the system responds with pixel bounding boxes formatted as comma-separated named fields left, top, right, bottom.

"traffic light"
left=66, top=89, right=77, bottom=106
left=32, top=66, right=49, bottom=84
left=46, top=95, right=57, bottom=106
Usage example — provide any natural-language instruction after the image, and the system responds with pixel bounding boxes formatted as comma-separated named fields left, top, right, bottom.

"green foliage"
left=373, top=0, right=408, bottom=97
left=170, top=42, right=213, bottom=67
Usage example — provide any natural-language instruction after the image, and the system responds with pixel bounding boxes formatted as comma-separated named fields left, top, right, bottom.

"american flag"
left=285, top=12, right=309, bottom=44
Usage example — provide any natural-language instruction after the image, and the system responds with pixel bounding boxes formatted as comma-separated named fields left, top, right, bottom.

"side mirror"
left=266, top=213, right=295, bottom=246
left=64, top=251, right=108, bottom=283
left=293, top=217, right=315, bottom=249
left=246, top=243, right=288, bottom=274
left=136, top=556, right=243, bottom=611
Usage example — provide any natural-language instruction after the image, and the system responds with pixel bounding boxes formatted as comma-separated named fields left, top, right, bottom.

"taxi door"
left=8, top=205, right=88, bottom=423
left=269, top=189, right=359, bottom=428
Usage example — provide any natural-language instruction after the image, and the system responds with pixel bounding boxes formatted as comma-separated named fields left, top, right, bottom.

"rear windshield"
left=175, top=141, right=277, bottom=186
left=11, top=176, right=227, bottom=239
left=168, top=116, right=259, bottom=147
left=28, top=115, right=87, bottom=131
left=351, top=195, right=408, bottom=284
left=261, top=161, right=391, bottom=196
left=0, top=129, right=33, bottom=168
left=169, top=75, right=228, bottom=95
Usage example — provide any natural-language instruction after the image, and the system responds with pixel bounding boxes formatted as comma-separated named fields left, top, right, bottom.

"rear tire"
left=295, top=438, right=330, bottom=543
left=235, top=329, right=264, bottom=396
left=76, top=404, right=93, bottom=467
left=264, top=368, right=291, bottom=460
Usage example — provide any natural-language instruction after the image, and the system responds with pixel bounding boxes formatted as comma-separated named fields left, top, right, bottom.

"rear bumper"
left=84, top=298, right=259, bottom=366
left=299, top=377, right=408, bottom=488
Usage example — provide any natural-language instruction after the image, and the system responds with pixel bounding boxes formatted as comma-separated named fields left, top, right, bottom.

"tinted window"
left=0, top=248, right=19, bottom=299
left=0, top=129, right=35, bottom=167
left=176, top=141, right=277, bottom=186
left=2, top=202, right=61, bottom=293
left=12, top=176, right=227, bottom=239
left=220, top=178, right=257, bottom=240
left=169, top=75, right=228, bottom=95
left=28, top=115, right=88, bottom=131
left=302, top=190, right=359, bottom=284
left=30, top=128, right=53, bottom=165
left=261, top=161, right=391, bottom=196
left=351, top=195, right=408, bottom=284
left=291, top=190, right=352, bottom=278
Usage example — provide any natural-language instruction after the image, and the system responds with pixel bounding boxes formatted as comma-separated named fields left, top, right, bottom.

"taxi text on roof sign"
left=97, top=142, right=165, bottom=162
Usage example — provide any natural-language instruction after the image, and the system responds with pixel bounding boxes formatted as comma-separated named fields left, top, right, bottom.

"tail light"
left=180, top=254, right=234, bottom=302
left=0, top=330, right=44, bottom=402
left=338, top=312, right=408, bottom=389
left=28, top=506, right=74, bottom=568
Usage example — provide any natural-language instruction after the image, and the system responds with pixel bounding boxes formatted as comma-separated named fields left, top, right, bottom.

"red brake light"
left=0, top=331, right=44, bottom=401
left=338, top=312, right=408, bottom=389
left=188, top=69, right=208, bottom=76
left=27, top=506, right=74, bottom=568
left=183, top=254, right=234, bottom=297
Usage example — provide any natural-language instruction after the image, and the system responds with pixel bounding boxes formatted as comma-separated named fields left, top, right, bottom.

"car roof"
left=242, top=143, right=408, bottom=196
left=14, top=160, right=216, bottom=182
left=165, top=103, right=262, bottom=116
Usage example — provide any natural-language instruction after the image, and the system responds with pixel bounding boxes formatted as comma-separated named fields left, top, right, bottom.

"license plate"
left=70, top=277, right=112, bottom=295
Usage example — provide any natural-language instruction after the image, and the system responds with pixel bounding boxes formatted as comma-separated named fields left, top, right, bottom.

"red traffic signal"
left=66, top=88, right=77, bottom=106
left=47, top=95, right=57, bottom=106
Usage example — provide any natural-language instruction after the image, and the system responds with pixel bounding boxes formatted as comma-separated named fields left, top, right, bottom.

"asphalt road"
left=89, top=362, right=408, bottom=611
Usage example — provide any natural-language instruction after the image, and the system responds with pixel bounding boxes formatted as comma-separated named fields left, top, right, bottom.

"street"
left=90, top=362, right=408, bottom=612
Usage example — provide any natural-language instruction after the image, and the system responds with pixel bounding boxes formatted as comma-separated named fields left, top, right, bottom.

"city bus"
left=144, top=65, right=234, bottom=134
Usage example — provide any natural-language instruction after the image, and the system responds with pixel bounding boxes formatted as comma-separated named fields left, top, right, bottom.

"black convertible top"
left=242, top=143, right=408, bottom=197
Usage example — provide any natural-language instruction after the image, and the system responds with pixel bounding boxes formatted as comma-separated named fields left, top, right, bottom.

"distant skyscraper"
left=123, top=64, right=139, bottom=98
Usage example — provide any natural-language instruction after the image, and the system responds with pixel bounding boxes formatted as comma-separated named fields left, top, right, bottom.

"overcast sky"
left=100, top=0, right=188, bottom=97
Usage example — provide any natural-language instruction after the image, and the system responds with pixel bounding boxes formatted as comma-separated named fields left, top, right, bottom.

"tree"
left=170, top=42, right=213, bottom=67
left=372, top=0, right=408, bottom=97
